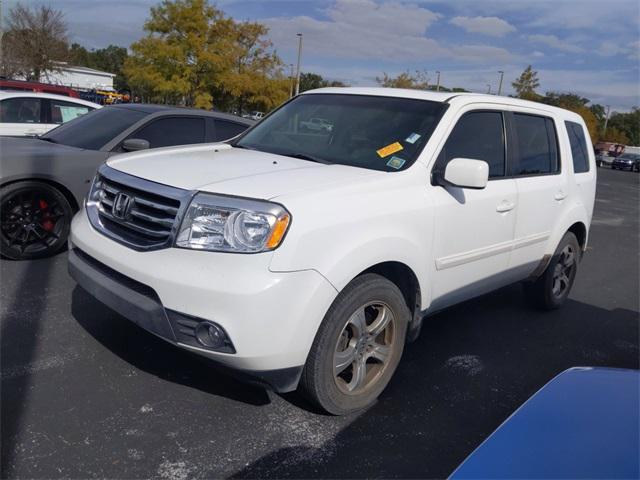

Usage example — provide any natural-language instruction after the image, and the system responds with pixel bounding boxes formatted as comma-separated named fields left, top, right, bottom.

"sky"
left=8, top=0, right=640, bottom=111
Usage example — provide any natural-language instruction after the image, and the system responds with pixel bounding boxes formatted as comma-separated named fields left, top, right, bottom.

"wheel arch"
left=1, top=177, right=80, bottom=212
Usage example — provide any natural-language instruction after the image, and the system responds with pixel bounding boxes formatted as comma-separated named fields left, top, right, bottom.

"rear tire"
left=524, top=232, right=580, bottom=310
left=299, top=273, right=409, bottom=415
left=0, top=181, right=73, bottom=260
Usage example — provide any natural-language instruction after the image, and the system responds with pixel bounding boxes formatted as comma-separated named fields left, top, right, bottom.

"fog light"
left=195, top=321, right=227, bottom=349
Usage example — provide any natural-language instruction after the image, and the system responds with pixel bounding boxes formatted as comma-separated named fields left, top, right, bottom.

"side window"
left=50, top=100, right=92, bottom=124
left=214, top=120, right=248, bottom=141
left=0, top=98, right=42, bottom=123
left=512, top=113, right=559, bottom=176
left=565, top=121, right=590, bottom=173
left=128, top=117, right=205, bottom=148
left=437, top=111, right=505, bottom=178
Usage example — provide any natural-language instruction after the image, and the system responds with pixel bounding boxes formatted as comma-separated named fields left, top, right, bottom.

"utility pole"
left=603, top=105, right=611, bottom=137
left=435, top=71, right=441, bottom=92
left=289, top=63, right=294, bottom=98
left=294, top=33, right=303, bottom=96
left=0, top=0, right=4, bottom=72
left=486, top=84, right=491, bottom=94
left=497, top=70, right=504, bottom=96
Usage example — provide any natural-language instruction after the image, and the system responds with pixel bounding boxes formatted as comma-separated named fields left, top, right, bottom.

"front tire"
left=299, top=273, right=409, bottom=415
left=0, top=181, right=73, bottom=260
left=524, top=232, right=580, bottom=310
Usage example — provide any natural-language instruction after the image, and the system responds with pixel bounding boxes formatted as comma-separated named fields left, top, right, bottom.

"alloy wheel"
left=333, top=302, right=396, bottom=395
left=551, top=244, right=576, bottom=298
left=1, top=189, right=67, bottom=256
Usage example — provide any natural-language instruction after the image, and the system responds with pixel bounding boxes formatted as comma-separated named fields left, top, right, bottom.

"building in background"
left=43, top=64, right=116, bottom=92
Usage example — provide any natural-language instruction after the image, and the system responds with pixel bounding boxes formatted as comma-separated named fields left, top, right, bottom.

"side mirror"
left=122, top=138, right=150, bottom=152
left=443, top=158, right=489, bottom=189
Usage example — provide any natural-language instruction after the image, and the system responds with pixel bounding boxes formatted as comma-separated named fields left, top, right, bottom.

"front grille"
left=88, top=165, right=193, bottom=251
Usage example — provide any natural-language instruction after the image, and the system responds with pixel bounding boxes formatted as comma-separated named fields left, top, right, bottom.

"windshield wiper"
left=38, top=137, right=57, bottom=144
left=284, top=152, right=332, bottom=165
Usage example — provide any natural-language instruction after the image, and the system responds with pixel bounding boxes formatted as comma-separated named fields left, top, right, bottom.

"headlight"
left=175, top=193, right=291, bottom=253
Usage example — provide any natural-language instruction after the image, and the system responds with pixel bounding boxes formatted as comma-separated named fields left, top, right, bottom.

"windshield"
left=42, top=107, right=147, bottom=150
left=619, top=153, right=639, bottom=160
left=235, top=94, right=447, bottom=172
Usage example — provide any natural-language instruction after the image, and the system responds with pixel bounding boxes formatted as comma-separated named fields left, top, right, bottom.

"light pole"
left=603, top=105, right=611, bottom=137
left=486, top=84, right=491, bottom=94
left=497, top=70, right=504, bottom=96
left=289, top=63, right=294, bottom=98
left=435, top=71, right=441, bottom=92
left=294, top=33, right=303, bottom=96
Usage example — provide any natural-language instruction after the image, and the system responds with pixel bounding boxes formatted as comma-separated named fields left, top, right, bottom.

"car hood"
left=106, top=143, right=380, bottom=199
left=0, top=136, right=84, bottom=159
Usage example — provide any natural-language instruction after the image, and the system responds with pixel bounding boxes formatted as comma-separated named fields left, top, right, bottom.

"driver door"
left=430, top=109, right=518, bottom=309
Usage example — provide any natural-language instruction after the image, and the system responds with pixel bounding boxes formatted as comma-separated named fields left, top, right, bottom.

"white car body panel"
left=70, top=87, right=597, bottom=379
left=0, top=91, right=101, bottom=136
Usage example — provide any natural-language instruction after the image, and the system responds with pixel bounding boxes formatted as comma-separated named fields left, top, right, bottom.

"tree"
left=124, top=0, right=234, bottom=108
left=298, top=72, right=347, bottom=93
left=512, top=65, right=540, bottom=100
left=601, top=127, right=629, bottom=144
left=540, top=91, right=599, bottom=142
left=213, top=21, right=288, bottom=113
left=0, top=3, right=69, bottom=81
left=607, top=108, right=640, bottom=146
left=376, top=70, right=429, bottom=90
left=69, top=44, right=129, bottom=90
left=124, top=0, right=286, bottom=110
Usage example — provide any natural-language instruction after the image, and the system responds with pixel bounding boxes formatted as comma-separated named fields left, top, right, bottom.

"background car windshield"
left=235, top=94, right=446, bottom=172
left=42, top=107, right=146, bottom=150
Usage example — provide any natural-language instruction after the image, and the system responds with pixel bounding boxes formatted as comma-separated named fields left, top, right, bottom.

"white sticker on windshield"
left=405, top=132, right=421, bottom=144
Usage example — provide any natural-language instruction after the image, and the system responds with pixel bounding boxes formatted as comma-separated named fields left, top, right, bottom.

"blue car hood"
left=450, top=367, right=640, bottom=479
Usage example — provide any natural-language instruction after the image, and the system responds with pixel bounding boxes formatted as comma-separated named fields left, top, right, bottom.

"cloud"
left=265, top=0, right=517, bottom=64
left=527, top=34, right=584, bottom=53
left=449, top=16, right=516, bottom=37
left=265, top=0, right=450, bottom=62
left=449, top=45, right=516, bottom=63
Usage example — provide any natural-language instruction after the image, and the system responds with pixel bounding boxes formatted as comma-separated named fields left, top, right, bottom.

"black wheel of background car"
left=524, top=232, right=580, bottom=310
left=0, top=181, right=73, bottom=260
left=299, top=273, right=409, bottom=415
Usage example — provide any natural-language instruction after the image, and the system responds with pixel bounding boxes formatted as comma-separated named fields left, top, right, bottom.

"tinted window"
left=0, top=98, right=42, bottom=123
left=512, top=114, right=559, bottom=175
left=130, top=117, right=205, bottom=148
left=437, top=111, right=505, bottom=178
left=214, top=120, right=247, bottom=141
left=565, top=121, right=590, bottom=173
left=42, top=107, right=146, bottom=150
left=235, top=94, right=446, bottom=172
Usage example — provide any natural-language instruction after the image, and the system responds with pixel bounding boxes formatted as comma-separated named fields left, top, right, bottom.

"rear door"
left=430, top=108, right=518, bottom=308
left=44, top=98, right=95, bottom=133
left=0, top=97, right=46, bottom=136
left=507, top=111, right=569, bottom=275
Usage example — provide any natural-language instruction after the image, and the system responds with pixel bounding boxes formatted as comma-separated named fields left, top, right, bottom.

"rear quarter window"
left=565, top=121, right=590, bottom=173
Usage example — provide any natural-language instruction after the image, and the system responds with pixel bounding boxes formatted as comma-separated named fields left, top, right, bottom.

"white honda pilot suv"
left=69, top=88, right=596, bottom=414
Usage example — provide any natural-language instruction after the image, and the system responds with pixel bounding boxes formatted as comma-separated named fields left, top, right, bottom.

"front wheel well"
left=360, top=261, right=421, bottom=317
left=568, top=222, right=587, bottom=251
left=1, top=178, right=79, bottom=212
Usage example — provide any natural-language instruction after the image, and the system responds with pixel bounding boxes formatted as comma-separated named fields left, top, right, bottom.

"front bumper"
left=68, top=210, right=338, bottom=392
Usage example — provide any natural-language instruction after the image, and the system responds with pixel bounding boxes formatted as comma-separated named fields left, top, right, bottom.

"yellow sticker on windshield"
left=376, top=142, right=403, bottom=158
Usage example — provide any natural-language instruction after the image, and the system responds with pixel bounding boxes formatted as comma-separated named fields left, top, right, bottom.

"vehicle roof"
left=109, top=103, right=253, bottom=124
left=304, top=87, right=583, bottom=120
left=0, top=90, right=101, bottom=108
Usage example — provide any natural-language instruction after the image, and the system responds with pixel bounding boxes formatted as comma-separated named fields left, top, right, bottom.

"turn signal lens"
left=266, top=214, right=291, bottom=249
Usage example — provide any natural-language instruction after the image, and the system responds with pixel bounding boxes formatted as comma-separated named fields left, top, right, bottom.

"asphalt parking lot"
left=1, top=167, right=638, bottom=479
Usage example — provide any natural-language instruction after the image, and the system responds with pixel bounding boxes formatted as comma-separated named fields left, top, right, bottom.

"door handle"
left=554, top=191, right=567, bottom=201
left=496, top=201, right=516, bottom=213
